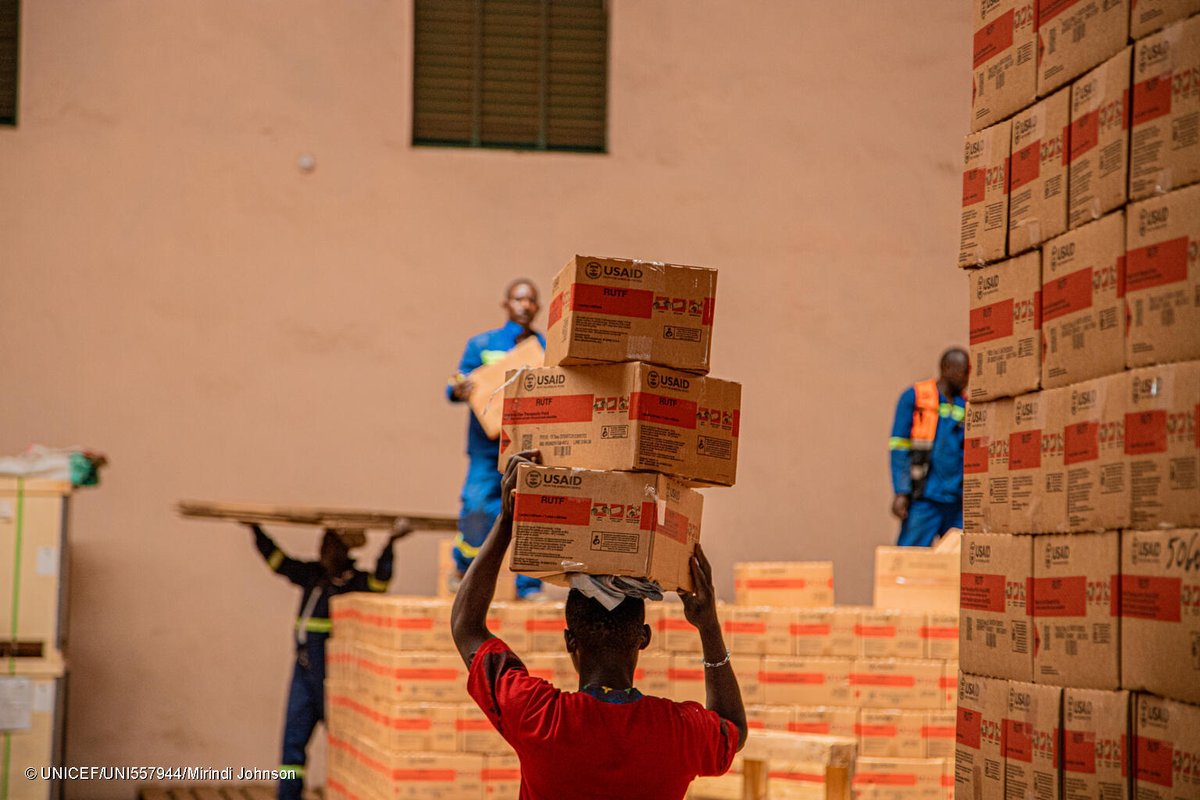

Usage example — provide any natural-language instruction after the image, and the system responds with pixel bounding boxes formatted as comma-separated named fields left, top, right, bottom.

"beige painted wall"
left=0, top=1, right=970, bottom=795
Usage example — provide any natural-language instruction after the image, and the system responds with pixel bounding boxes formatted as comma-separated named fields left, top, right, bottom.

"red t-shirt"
left=467, top=637, right=739, bottom=800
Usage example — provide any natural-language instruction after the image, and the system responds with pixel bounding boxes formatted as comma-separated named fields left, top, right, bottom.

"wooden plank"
left=176, top=500, right=458, bottom=532
left=825, top=766, right=851, bottom=800
left=741, top=759, right=768, bottom=800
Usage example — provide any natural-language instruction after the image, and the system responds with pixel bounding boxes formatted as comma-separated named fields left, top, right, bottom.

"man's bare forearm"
left=449, top=511, right=513, bottom=663
left=699, top=620, right=747, bottom=751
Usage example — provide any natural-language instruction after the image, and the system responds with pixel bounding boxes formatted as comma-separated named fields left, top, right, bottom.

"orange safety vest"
left=908, top=379, right=941, bottom=497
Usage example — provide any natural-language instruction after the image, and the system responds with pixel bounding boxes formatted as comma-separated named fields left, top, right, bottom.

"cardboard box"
left=634, top=651, right=671, bottom=697
left=855, top=758, right=947, bottom=800
left=467, top=336, right=544, bottom=439
left=352, top=647, right=471, bottom=704
left=1037, top=0, right=1129, bottom=96
left=1003, top=682, right=1062, bottom=800
left=1069, top=48, right=1132, bottom=229
left=924, top=710, right=957, bottom=759
left=329, top=737, right=486, bottom=800
left=1041, top=212, right=1127, bottom=387
left=792, top=606, right=861, bottom=658
left=336, top=595, right=452, bottom=653
left=858, top=709, right=927, bottom=758
left=657, top=601, right=701, bottom=654
left=1126, top=362, right=1200, bottom=528
left=0, top=656, right=64, bottom=800
left=760, top=657, right=853, bottom=706
left=941, top=662, right=959, bottom=709
left=1060, top=372, right=1130, bottom=532
left=955, top=672, right=1006, bottom=800
left=1120, top=528, right=1200, bottom=704
left=1010, top=87, right=1071, bottom=253
left=734, top=654, right=764, bottom=705
left=960, top=120, right=1013, bottom=268
left=747, top=703, right=793, bottom=732
left=545, top=255, right=718, bottom=375
left=961, top=533, right=1033, bottom=681
left=483, top=753, right=521, bottom=800
left=723, top=605, right=795, bottom=656
left=733, top=562, right=834, bottom=607
left=511, top=464, right=702, bottom=592
left=668, top=653, right=707, bottom=704
left=1031, top=531, right=1121, bottom=688
left=1131, top=0, right=1200, bottom=39
left=1131, top=16, right=1200, bottom=200
left=438, top=537, right=518, bottom=603
left=969, top=251, right=1042, bottom=402
left=972, top=0, right=1039, bottom=133
left=1135, top=693, right=1200, bottom=800
left=500, top=362, right=741, bottom=486
left=790, top=706, right=859, bottom=738
left=964, top=400, right=1015, bottom=534
left=1062, top=688, right=1130, bottom=800
left=521, top=602, right=566, bottom=654
left=923, top=613, right=960, bottom=661
left=1008, top=389, right=1067, bottom=532
left=324, top=693, right=458, bottom=753
left=1125, top=185, right=1200, bottom=366
left=851, top=659, right=945, bottom=710
left=0, top=479, right=69, bottom=656
left=458, top=705, right=512, bottom=755
left=522, top=652, right=574, bottom=690
left=856, top=609, right=926, bottom=660
left=873, top=547, right=961, bottom=612
left=486, top=602, right=529, bottom=653
left=766, top=762, right=829, bottom=800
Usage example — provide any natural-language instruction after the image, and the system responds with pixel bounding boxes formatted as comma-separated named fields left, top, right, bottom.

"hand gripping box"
left=1060, top=372, right=1130, bottom=532
left=964, top=399, right=1014, bottom=534
left=1007, top=389, right=1067, bottom=533
left=1131, top=0, right=1200, bottom=39
left=545, top=255, right=717, bottom=375
left=972, top=0, right=1039, bottom=133
left=955, top=673, right=1006, bottom=800
left=1036, top=0, right=1129, bottom=96
left=1009, top=88, right=1070, bottom=254
left=960, top=120, right=1013, bottom=268
left=1131, top=16, right=1200, bottom=200
left=1041, top=211, right=1126, bottom=388
left=968, top=251, right=1042, bottom=402
left=733, top=561, right=835, bottom=607
left=1062, top=688, right=1131, bottom=800
left=510, top=464, right=703, bottom=592
left=1120, top=528, right=1200, bottom=704
left=1125, top=362, right=1200, bottom=529
left=1125, top=184, right=1200, bottom=367
left=1003, top=682, right=1063, bottom=800
left=1068, top=48, right=1132, bottom=229
left=500, top=362, right=741, bottom=486
left=961, top=532, right=1033, bottom=681
left=1135, top=693, right=1200, bottom=800
left=1030, top=531, right=1121, bottom=689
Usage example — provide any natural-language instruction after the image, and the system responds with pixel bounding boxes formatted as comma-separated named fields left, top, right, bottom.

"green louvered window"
left=413, top=0, right=607, bottom=152
left=0, top=0, right=17, bottom=125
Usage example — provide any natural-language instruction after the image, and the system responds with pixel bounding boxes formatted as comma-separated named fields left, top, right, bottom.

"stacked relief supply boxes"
left=1, top=478, right=71, bottom=800
left=958, top=4, right=1200, bottom=800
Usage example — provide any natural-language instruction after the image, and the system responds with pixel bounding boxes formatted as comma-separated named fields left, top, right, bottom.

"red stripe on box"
left=854, top=774, right=918, bottom=787
left=855, top=724, right=898, bottom=737
left=629, top=392, right=698, bottom=429
left=961, top=573, right=1006, bottom=612
left=669, top=668, right=704, bottom=682
left=965, top=437, right=989, bottom=474
left=772, top=772, right=826, bottom=783
left=789, top=722, right=832, bottom=734
left=1120, top=575, right=1182, bottom=622
left=1010, top=139, right=1042, bottom=191
left=957, top=708, right=983, bottom=749
left=482, top=769, right=521, bottom=782
left=455, top=720, right=492, bottom=731
left=702, top=297, right=715, bottom=326
left=970, top=299, right=1015, bottom=344
left=1127, top=236, right=1190, bottom=292
left=921, top=626, right=958, bottom=639
left=1010, top=430, right=1042, bottom=471
left=514, top=494, right=592, bottom=526
left=850, top=673, right=916, bottom=687
left=1043, top=267, right=1093, bottom=321
left=569, top=283, right=654, bottom=319
left=725, top=621, right=767, bottom=634
left=391, top=770, right=456, bottom=783
left=923, top=725, right=956, bottom=739
left=1063, top=730, right=1096, bottom=774
left=1125, top=411, right=1167, bottom=455
left=640, top=501, right=656, bottom=532
left=741, top=578, right=808, bottom=589
left=974, top=9, right=1015, bottom=68
left=1134, top=74, right=1172, bottom=126
left=759, top=671, right=826, bottom=685
left=791, top=623, right=832, bottom=636
left=855, top=624, right=897, bottom=638
left=963, top=168, right=987, bottom=207
left=394, top=669, right=459, bottom=681
left=526, top=620, right=565, bottom=632
left=503, top=394, right=594, bottom=425
left=1070, top=110, right=1099, bottom=162
left=547, top=292, right=564, bottom=328
left=1004, top=719, right=1035, bottom=762
left=1065, top=421, right=1099, bottom=465
left=1137, top=736, right=1174, bottom=787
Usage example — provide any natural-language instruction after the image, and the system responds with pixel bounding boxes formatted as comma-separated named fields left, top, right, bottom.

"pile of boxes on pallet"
left=324, top=254, right=739, bottom=800
left=0, top=478, right=71, bottom=800
left=960, top=2, right=1200, bottom=799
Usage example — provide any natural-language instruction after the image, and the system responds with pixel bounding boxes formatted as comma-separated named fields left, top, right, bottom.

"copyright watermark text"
left=26, top=767, right=298, bottom=781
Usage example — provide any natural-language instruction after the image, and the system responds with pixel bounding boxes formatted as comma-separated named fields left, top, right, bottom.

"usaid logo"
left=1016, top=399, right=1037, bottom=423
left=965, top=140, right=985, bottom=162
left=1070, top=388, right=1097, bottom=415
left=967, top=407, right=987, bottom=426
left=1050, top=241, right=1075, bottom=267
left=1139, top=206, right=1170, bottom=237
left=977, top=274, right=999, bottom=299
left=1010, top=689, right=1032, bottom=711
left=1132, top=375, right=1161, bottom=403
left=647, top=371, right=690, bottom=392
left=524, top=471, right=542, bottom=488
left=960, top=680, right=981, bottom=701
left=1139, top=40, right=1170, bottom=73
left=1133, top=537, right=1162, bottom=564
left=1045, top=543, right=1070, bottom=568
left=980, top=0, right=1001, bottom=17
left=585, top=261, right=603, bottom=280
left=1014, top=116, right=1038, bottom=140
left=1141, top=703, right=1170, bottom=726
left=1075, top=82, right=1095, bottom=109
left=1068, top=699, right=1093, bottom=719
left=539, top=473, right=582, bottom=488
left=969, top=542, right=991, bottom=565
left=586, top=260, right=644, bottom=281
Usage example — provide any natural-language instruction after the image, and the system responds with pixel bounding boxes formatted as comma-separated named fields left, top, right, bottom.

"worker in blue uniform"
left=446, top=279, right=544, bottom=599
left=249, top=520, right=411, bottom=800
left=888, top=348, right=970, bottom=547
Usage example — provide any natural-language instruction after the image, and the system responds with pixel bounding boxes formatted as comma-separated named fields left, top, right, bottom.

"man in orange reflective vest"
left=889, top=348, right=969, bottom=546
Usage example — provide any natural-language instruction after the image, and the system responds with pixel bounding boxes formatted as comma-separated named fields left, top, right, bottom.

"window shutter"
left=413, top=0, right=476, bottom=144
left=546, top=0, right=606, bottom=150
left=0, top=0, right=17, bottom=125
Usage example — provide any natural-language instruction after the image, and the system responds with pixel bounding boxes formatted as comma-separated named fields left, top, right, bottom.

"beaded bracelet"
left=701, top=649, right=732, bottom=669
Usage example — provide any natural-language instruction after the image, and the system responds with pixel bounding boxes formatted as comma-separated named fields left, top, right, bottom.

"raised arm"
left=366, top=518, right=413, bottom=592
left=450, top=451, right=539, bottom=664
left=680, top=544, right=748, bottom=752
left=247, top=523, right=314, bottom=586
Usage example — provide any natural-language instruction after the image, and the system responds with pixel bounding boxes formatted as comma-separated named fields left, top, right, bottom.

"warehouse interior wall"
left=0, top=1, right=970, bottom=794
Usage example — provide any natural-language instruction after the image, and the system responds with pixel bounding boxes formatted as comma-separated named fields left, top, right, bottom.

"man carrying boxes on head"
left=888, top=348, right=969, bottom=547
left=445, top=278, right=545, bottom=599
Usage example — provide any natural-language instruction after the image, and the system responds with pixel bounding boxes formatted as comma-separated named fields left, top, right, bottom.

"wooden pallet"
left=139, top=786, right=322, bottom=800
left=177, top=500, right=458, bottom=532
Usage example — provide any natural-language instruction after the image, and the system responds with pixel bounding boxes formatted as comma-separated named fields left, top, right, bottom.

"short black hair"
left=565, top=589, right=646, bottom=653
left=940, top=347, right=969, bottom=370
left=505, top=278, right=538, bottom=299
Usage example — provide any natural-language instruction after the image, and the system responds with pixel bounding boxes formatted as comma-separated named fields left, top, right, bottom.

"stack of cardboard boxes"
left=960, top=5, right=1200, bottom=799
left=0, top=478, right=70, bottom=800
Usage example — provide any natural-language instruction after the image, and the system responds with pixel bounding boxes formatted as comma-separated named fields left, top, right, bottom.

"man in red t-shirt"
left=449, top=451, right=748, bottom=800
